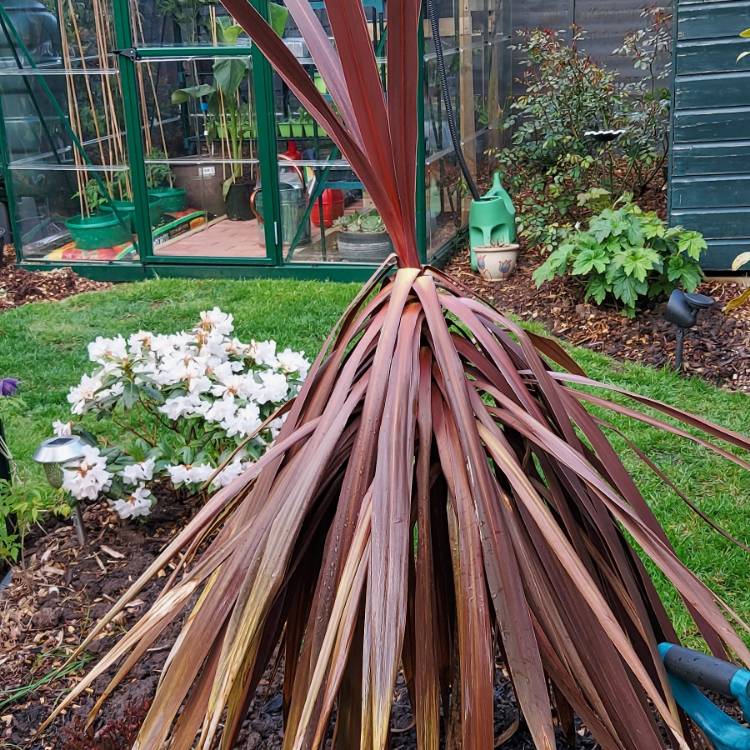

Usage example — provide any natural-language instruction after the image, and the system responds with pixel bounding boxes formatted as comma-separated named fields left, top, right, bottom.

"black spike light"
left=664, top=289, right=716, bottom=372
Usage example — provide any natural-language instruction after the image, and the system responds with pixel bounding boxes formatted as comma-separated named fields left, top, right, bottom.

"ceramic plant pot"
left=474, top=243, right=520, bottom=281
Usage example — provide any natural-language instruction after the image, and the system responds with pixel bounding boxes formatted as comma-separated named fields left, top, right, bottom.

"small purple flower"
left=0, top=378, right=19, bottom=397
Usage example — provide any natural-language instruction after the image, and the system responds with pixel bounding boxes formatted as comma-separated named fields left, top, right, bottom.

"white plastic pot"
left=474, top=243, right=520, bottom=281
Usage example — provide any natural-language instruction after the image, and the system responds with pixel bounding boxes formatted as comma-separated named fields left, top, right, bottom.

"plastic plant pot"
left=304, top=123, right=315, bottom=137
left=290, top=122, right=303, bottom=138
left=148, top=187, right=187, bottom=213
left=226, top=179, right=256, bottom=221
left=278, top=122, right=292, bottom=138
left=65, top=213, right=132, bottom=250
left=101, top=197, right=163, bottom=230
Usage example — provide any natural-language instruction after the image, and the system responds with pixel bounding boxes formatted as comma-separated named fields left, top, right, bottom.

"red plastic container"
left=311, top=189, right=345, bottom=228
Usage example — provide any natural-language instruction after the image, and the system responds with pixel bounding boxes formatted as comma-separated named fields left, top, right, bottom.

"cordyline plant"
left=43, top=2, right=750, bottom=749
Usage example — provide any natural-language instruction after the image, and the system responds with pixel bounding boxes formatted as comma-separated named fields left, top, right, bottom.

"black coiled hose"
left=424, top=0, right=481, bottom=201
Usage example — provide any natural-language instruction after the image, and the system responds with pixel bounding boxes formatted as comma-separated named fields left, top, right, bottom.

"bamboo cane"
left=66, top=0, right=107, bottom=167
left=57, top=0, right=87, bottom=215
left=210, top=5, right=232, bottom=190
left=93, top=0, right=128, bottom=196
left=132, top=0, right=171, bottom=184
left=89, top=0, right=116, bottom=186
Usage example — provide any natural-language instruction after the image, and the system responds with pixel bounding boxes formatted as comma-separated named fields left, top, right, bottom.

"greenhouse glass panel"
left=7, top=164, right=136, bottom=262
left=134, top=56, right=269, bottom=261
left=0, top=0, right=511, bottom=280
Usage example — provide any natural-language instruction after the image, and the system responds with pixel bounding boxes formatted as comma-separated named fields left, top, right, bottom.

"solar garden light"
left=664, top=289, right=716, bottom=373
left=33, top=435, right=92, bottom=546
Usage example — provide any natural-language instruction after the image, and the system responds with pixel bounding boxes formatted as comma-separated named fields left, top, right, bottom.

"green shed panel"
left=670, top=0, right=750, bottom=271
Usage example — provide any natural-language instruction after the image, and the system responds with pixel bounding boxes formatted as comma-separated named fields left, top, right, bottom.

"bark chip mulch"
left=0, top=246, right=109, bottom=312
left=2, top=493, right=599, bottom=750
left=444, top=245, right=750, bottom=393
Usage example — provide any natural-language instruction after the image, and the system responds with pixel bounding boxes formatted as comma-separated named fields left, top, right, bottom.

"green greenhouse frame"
left=0, top=0, right=509, bottom=281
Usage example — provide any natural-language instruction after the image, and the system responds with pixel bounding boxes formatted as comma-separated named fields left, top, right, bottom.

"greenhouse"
left=0, top=0, right=510, bottom=280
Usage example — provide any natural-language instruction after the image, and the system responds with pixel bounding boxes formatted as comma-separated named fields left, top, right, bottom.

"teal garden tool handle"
left=659, top=643, right=750, bottom=750
left=663, top=644, right=745, bottom=697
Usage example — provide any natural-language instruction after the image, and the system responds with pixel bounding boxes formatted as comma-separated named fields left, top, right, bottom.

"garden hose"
left=424, top=0, right=481, bottom=202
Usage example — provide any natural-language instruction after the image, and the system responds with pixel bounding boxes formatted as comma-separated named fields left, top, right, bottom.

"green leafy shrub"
left=490, top=27, right=614, bottom=249
left=0, top=394, right=69, bottom=564
left=0, top=478, right=69, bottom=563
left=490, top=18, right=672, bottom=251
left=533, top=197, right=707, bottom=316
left=613, top=7, right=673, bottom=196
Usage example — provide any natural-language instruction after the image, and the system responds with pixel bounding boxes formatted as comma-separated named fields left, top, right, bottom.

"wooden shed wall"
left=670, top=0, right=750, bottom=270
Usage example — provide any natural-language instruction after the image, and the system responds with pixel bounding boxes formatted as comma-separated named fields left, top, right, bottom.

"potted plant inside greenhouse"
left=170, top=7, right=287, bottom=222
left=98, top=171, right=163, bottom=231
left=64, top=178, right=132, bottom=251
left=300, top=109, right=326, bottom=137
left=145, top=149, right=187, bottom=213
left=171, top=52, right=256, bottom=220
left=334, top=207, right=393, bottom=262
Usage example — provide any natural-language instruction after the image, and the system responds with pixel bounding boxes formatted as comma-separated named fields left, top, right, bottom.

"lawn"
left=0, top=276, right=749, bottom=644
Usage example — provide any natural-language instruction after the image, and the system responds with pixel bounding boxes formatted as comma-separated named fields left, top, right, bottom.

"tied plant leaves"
left=44, top=3, right=749, bottom=749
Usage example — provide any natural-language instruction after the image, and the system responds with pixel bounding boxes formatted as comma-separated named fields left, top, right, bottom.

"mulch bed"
left=444, top=245, right=750, bottom=393
left=2, top=493, right=600, bottom=750
left=0, top=246, right=109, bottom=312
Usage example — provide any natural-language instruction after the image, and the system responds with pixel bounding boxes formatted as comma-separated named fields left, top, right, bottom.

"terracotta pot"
left=474, top=243, right=520, bottom=281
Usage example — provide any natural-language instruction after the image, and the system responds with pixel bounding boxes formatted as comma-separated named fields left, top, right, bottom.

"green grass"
left=0, top=277, right=749, bottom=644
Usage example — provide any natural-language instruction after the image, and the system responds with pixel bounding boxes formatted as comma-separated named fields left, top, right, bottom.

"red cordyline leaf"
left=41, top=5, right=750, bottom=750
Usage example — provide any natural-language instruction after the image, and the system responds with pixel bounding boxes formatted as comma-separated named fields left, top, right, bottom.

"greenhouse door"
left=118, top=0, right=282, bottom=266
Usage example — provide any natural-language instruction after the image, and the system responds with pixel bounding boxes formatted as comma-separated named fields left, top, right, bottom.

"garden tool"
left=659, top=643, right=750, bottom=750
left=425, top=0, right=516, bottom=271
left=468, top=171, right=516, bottom=271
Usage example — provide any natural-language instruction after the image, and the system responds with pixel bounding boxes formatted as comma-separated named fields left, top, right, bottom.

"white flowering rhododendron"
left=57, top=308, right=309, bottom=520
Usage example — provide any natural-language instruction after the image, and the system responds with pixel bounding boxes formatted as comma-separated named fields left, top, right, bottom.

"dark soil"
left=444, top=243, right=750, bottom=394
left=0, top=490, right=196, bottom=750
left=2, top=492, right=600, bottom=750
left=0, top=246, right=108, bottom=312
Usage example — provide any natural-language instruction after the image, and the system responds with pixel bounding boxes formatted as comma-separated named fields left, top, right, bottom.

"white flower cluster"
left=61, top=445, right=111, bottom=501
left=58, top=309, right=309, bottom=520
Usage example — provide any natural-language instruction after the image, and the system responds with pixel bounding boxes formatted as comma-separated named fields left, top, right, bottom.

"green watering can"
left=469, top=172, right=516, bottom=271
